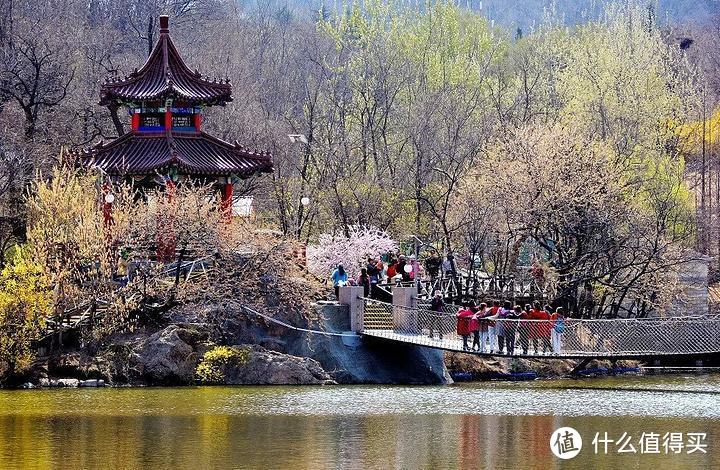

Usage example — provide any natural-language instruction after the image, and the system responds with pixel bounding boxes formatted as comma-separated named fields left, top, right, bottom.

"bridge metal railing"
left=378, top=273, right=547, bottom=301
left=361, top=299, right=720, bottom=358
left=419, top=274, right=546, bottom=300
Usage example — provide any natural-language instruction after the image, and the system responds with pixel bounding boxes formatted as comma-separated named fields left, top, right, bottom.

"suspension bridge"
left=341, top=289, right=720, bottom=361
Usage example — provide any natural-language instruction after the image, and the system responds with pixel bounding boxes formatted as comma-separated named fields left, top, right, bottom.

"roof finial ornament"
left=159, top=15, right=170, bottom=34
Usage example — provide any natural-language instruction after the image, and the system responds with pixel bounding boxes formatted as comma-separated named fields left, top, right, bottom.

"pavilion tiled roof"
left=80, top=131, right=273, bottom=177
left=99, top=17, right=232, bottom=106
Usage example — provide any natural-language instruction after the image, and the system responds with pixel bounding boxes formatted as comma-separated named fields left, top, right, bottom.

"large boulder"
left=129, top=324, right=208, bottom=385
left=46, top=324, right=211, bottom=386
left=232, top=346, right=334, bottom=385
left=197, top=344, right=334, bottom=385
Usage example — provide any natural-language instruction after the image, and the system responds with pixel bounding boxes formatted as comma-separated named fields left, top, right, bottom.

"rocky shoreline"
left=16, top=302, right=452, bottom=388
left=16, top=308, right=647, bottom=390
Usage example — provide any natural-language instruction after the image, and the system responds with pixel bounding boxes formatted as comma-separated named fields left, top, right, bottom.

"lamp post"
left=102, top=184, right=114, bottom=228
left=289, top=133, right=310, bottom=239
left=295, top=195, right=311, bottom=239
left=297, top=196, right=311, bottom=266
left=101, top=184, right=115, bottom=248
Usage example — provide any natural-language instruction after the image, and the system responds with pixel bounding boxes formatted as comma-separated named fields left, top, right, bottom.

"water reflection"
left=1, top=413, right=718, bottom=469
left=0, top=375, right=718, bottom=469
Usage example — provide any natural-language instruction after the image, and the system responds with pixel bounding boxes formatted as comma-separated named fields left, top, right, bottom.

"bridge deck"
left=361, top=299, right=720, bottom=359
left=361, top=329, right=719, bottom=360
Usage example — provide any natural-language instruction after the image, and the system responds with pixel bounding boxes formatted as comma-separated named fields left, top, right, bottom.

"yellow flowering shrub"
left=196, top=346, right=250, bottom=384
left=0, top=247, right=52, bottom=381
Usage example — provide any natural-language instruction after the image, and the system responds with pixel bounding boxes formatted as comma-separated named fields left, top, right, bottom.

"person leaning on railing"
left=504, top=305, right=522, bottom=354
left=550, top=307, right=566, bottom=354
left=456, top=304, right=474, bottom=351
left=518, top=304, right=532, bottom=355
left=476, top=303, right=490, bottom=352
left=429, top=291, right=445, bottom=340
left=468, top=301, right=481, bottom=351
left=495, top=301, right=511, bottom=354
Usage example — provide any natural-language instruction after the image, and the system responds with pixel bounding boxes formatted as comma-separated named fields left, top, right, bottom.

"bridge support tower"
left=339, top=286, right=365, bottom=333
left=392, top=286, right=418, bottom=333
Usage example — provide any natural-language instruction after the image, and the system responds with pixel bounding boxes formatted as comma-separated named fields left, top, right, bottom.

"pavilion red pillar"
left=156, top=181, right=177, bottom=263
left=131, top=113, right=140, bottom=131
left=165, top=108, right=172, bottom=130
left=194, top=113, right=202, bottom=132
left=220, top=182, right=233, bottom=218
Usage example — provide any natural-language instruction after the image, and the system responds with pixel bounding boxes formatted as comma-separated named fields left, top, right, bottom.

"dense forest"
left=2, top=0, right=720, bottom=336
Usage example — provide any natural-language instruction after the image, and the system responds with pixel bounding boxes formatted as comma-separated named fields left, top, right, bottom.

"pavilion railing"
left=361, top=299, right=720, bottom=357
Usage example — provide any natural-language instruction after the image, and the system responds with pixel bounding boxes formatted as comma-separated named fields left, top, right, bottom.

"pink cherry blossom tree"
left=307, top=225, right=399, bottom=278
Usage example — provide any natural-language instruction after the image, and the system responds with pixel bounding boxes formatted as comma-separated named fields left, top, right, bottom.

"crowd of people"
left=330, top=253, right=436, bottom=298
left=330, top=251, right=458, bottom=299
left=434, top=296, right=566, bottom=355
left=330, top=254, right=568, bottom=356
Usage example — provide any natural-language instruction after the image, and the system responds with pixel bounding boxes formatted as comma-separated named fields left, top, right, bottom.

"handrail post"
left=339, top=286, right=365, bottom=333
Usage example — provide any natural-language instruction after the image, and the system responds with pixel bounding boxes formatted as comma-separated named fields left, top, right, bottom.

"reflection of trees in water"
left=2, top=389, right=720, bottom=468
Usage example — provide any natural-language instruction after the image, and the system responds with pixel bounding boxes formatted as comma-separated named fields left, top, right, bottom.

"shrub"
left=0, top=247, right=52, bottom=382
left=195, top=346, right=250, bottom=384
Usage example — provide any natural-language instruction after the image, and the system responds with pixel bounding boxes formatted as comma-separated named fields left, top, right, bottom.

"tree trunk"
left=22, top=106, right=35, bottom=140
left=109, top=104, right=125, bottom=136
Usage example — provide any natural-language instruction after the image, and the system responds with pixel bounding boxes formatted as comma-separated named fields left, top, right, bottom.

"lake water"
left=1, top=375, right=718, bottom=469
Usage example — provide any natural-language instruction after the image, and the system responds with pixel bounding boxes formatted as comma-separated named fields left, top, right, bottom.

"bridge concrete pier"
left=392, top=286, right=418, bottom=333
left=339, top=286, right=365, bottom=333
left=335, top=286, right=451, bottom=384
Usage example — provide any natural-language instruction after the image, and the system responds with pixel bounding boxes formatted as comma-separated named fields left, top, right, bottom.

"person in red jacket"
left=529, top=301, right=552, bottom=354
left=456, top=304, right=474, bottom=351
left=542, top=305, right=554, bottom=351
left=528, top=301, right=541, bottom=352
left=386, top=258, right=398, bottom=281
left=468, top=301, right=481, bottom=351
left=518, top=304, right=532, bottom=354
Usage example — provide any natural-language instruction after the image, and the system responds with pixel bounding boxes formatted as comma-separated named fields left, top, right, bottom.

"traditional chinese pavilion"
left=78, top=15, right=273, bottom=208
